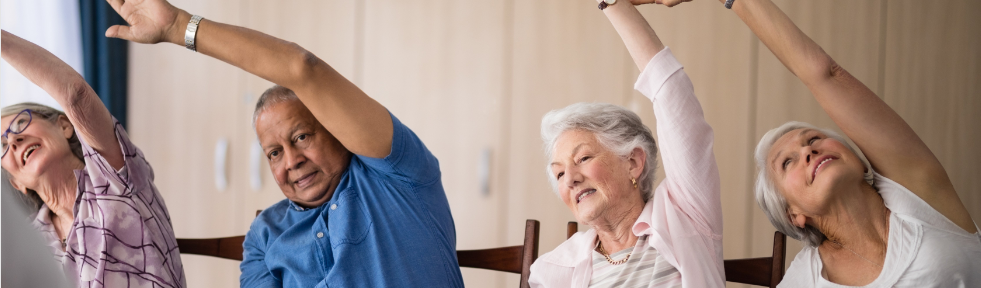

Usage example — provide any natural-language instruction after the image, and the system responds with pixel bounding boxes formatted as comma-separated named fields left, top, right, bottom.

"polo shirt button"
left=316, top=232, right=324, bottom=238
left=330, top=204, right=337, bottom=210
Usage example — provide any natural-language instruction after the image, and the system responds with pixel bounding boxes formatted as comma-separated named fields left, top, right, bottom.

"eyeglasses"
left=1, top=109, right=34, bottom=159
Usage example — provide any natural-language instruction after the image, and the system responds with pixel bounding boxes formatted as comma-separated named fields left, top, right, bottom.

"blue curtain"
left=79, top=0, right=128, bottom=128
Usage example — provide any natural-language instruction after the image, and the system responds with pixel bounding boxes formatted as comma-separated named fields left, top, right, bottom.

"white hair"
left=754, top=121, right=875, bottom=247
left=541, top=102, right=658, bottom=202
left=252, top=85, right=300, bottom=127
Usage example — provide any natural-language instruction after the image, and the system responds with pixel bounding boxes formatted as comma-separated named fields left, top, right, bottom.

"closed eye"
left=782, top=158, right=791, bottom=170
left=578, top=156, right=591, bottom=163
left=808, top=136, right=820, bottom=145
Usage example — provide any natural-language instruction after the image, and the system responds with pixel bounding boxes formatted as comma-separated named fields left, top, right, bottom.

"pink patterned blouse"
left=32, top=119, right=185, bottom=288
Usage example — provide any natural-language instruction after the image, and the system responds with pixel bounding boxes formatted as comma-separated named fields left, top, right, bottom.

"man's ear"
left=57, top=115, right=74, bottom=140
left=627, top=147, right=647, bottom=179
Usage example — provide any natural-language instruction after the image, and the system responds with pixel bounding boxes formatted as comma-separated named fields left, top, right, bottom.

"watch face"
left=604, top=0, right=616, bottom=4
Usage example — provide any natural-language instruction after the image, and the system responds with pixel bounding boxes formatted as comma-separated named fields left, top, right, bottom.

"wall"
left=126, top=1, right=981, bottom=287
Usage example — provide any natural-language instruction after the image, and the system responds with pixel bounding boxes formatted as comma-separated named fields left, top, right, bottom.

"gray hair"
left=252, top=85, right=300, bottom=127
left=541, top=102, right=658, bottom=202
left=1, top=102, right=83, bottom=211
left=754, top=121, right=875, bottom=247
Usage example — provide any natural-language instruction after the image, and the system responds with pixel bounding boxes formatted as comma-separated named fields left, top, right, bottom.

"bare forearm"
left=727, top=0, right=833, bottom=84
left=602, top=3, right=665, bottom=70
left=161, top=11, right=323, bottom=91
left=0, top=31, right=123, bottom=168
left=157, top=11, right=392, bottom=157
left=2, top=31, right=94, bottom=107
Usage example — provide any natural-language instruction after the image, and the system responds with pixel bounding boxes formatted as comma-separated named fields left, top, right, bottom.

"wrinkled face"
left=550, top=129, right=643, bottom=225
left=256, top=100, right=351, bottom=208
left=766, top=128, right=866, bottom=226
left=0, top=112, right=76, bottom=192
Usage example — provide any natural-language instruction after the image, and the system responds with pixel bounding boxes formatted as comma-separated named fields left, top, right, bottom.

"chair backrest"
left=457, top=219, right=540, bottom=288
left=176, top=219, right=541, bottom=288
left=566, top=221, right=786, bottom=288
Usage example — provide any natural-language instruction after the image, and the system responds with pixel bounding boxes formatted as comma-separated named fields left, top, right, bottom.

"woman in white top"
left=653, top=0, right=981, bottom=286
left=528, top=0, right=724, bottom=287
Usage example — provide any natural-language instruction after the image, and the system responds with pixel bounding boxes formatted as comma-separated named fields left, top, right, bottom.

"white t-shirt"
left=779, top=173, right=981, bottom=287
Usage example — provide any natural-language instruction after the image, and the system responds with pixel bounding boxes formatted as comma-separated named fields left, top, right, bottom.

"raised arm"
left=105, top=0, right=393, bottom=158
left=0, top=30, right=124, bottom=169
left=600, top=2, right=665, bottom=70
left=721, top=0, right=974, bottom=232
left=602, top=2, right=723, bottom=236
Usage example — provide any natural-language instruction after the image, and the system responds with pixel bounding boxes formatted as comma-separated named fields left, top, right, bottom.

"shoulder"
left=780, top=245, right=821, bottom=287
left=877, top=174, right=974, bottom=234
left=252, top=200, right=293, bottom=227
left=537, top=229, right=594, bottom=268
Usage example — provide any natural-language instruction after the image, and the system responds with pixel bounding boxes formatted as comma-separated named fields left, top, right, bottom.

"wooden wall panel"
left=359, top=1, right=509, bottom=287
left=750, top=0, right=884, bottom=266
left=882, top=0, right=981, bottom=227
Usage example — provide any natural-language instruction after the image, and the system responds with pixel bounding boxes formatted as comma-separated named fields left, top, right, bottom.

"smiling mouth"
left=22, top=144, right=39, bottom=165
left=293, top=172, right=318, bottom=188
left=812, top=157, right=836, bottom=182
left=575, top=189, right=596, bottom=204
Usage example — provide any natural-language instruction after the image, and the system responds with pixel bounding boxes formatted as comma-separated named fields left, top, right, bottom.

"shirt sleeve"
left=634, top=47, right=723, bottom=237
left=75, top=117, right=154, bottom=197
left=355, top=112, right=441, bottom=186
left=241, top=222, right=281, bottom=288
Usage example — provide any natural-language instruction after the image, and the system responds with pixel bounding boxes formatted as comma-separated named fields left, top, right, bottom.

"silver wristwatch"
left=184, top=15, right=204, bottom=51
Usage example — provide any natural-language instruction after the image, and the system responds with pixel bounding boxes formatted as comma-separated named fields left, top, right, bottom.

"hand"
left=630, top=0, right=693, bottom=7
left=104, top=0, right=187, bottom=44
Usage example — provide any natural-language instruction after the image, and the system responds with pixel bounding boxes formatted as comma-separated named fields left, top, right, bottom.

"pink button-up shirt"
left=529, top=48, right=725, bottom=288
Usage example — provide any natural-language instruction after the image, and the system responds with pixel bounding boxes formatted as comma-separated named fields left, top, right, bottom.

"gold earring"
left=631, top=178, right=637, bottom=188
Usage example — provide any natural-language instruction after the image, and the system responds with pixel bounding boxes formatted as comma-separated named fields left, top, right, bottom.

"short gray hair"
left=541, top=102, right=658, bottom=202
left=754, top=121, right=875, bottom=247
left=252, top=85, right=300, bottom=127
left=1, top=102, right=83, bottom=212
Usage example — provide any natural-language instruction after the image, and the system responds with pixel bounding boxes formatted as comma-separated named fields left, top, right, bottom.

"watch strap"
left=185, top=15, right=204, bottom=51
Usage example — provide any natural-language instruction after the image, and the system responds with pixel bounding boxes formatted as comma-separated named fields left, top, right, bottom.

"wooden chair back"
left=566, top=221, right=786, bottom=288
left=176, top=217, right=541, bottom=288
left=457, top=219, right=540, bottom=288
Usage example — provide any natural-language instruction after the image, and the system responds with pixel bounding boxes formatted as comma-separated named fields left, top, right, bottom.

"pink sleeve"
left=634, top=47, right=723, bottom=237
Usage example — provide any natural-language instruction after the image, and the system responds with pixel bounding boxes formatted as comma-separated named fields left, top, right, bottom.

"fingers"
left=630, top=0, right=659, bottom=5
left=105, top=25, right=132, bottom=41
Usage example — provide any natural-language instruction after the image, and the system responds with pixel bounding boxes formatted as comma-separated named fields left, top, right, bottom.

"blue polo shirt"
left=241, top=114, right=463, bottom=288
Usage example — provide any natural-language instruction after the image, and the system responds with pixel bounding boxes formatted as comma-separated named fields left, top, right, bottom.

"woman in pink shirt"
left=528, top=1, right=724, bottom=287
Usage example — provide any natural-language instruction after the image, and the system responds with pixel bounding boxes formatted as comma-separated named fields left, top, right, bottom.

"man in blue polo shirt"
left=108, top=1, right=465, bottom=287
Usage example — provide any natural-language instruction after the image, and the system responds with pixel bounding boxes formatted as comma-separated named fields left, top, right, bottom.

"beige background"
left=126, top=0, right=980, bottom=287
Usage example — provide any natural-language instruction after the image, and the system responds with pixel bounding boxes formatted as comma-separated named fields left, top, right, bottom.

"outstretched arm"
left=723, top=0, right=974, bottom=232
left=602, top=2, right=724, bottom=240
left=105, top=0, right=393, bottom=158
left=1, top=30, right=124, bottom=169
left=600, top=1, right=665, bottom=70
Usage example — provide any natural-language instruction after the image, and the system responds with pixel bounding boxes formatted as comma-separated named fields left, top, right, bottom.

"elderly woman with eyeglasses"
left=528, top=1, right=724, bottom=287
left=655, top=0, right=981, bottom=286
left=1, top=31, right=185, bottom=288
